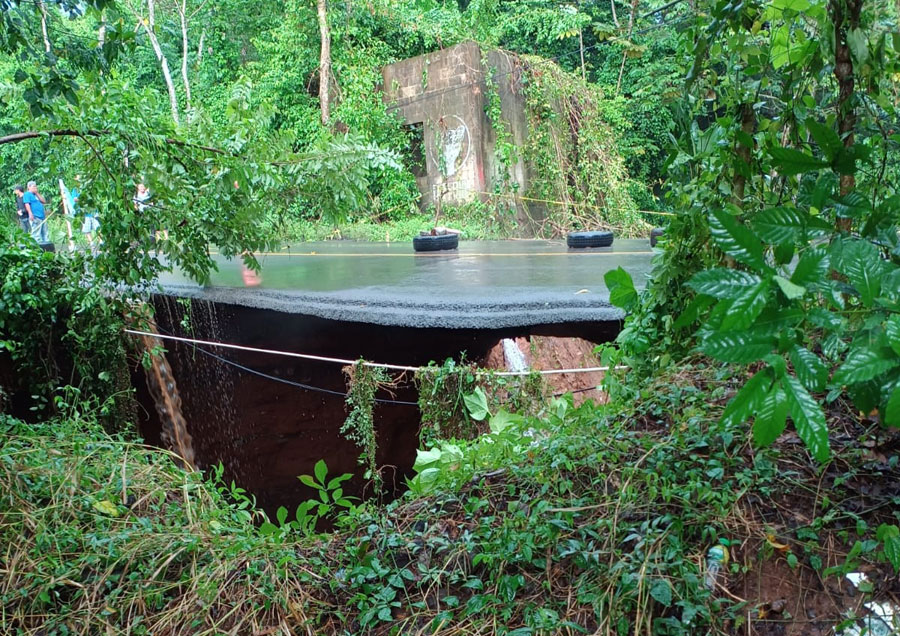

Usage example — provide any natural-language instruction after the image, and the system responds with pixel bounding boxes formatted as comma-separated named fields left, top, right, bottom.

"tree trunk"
left=579, top=28, right=586, bottom=81
left=732, top=102, right=756, bottom=205
left=317, top=0, right=331, bottom=126
left=179, top=0, right=192, bottom=110
left=615, top=0, right=640, bottom=96
left=830, top=0, right=863, bottom=230
left=39, top=1, right=51, bottom=52
left=610, top=0, right=620, bottom=28
left=196, top=28, right=206, bottom=66
left=138, top=0, right=181, bottom=124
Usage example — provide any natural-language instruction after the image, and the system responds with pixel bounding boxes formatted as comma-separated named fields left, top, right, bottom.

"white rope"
left=124, top=329, right=627, bottom=377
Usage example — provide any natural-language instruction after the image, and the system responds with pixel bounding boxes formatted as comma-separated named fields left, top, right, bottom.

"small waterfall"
left=502, top=338, right=529, bottom=373
left=139, top=324, right=197, bottom=470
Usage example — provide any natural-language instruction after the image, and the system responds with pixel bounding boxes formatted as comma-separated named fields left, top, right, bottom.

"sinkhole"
left=134, top=239, right=651, bottom=514
left=135, top=295, right=622, bottom=515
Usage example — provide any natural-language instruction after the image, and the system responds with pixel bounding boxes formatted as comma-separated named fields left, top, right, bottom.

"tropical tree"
left=0, top=1, right=400, bottom=285
left=611, top=0, right=900, bottom=455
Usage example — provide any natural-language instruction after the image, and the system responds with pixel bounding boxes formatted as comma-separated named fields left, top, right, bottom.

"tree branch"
left=0, top=129, right=227, bottom=156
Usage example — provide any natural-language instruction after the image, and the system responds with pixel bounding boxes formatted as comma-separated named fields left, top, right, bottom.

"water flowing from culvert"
left=502, top=338, right=529, bottom=373
left=138, top=324, right=196, bottom=469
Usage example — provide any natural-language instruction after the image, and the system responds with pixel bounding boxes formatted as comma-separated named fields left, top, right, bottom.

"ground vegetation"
left=1, top=0, right=900, bottom=634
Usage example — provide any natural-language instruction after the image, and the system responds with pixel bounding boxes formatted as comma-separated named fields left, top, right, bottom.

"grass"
left=274, top=201, right=539, bottom=243
left=2, top=364, right=898, bottom=635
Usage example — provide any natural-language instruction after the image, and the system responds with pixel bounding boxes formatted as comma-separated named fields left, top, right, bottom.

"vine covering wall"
left=485, top=53, right=649, bottom=237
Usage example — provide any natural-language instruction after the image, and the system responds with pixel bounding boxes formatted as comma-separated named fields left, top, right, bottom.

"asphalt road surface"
left=158, top=239, right=655, bottom=328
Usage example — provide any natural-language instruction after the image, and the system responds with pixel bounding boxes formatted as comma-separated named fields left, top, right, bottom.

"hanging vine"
left=521, top=55, right=648, bottom=236
left=415, top=358, right=548, bottom=445
left=342, top=360, right=390, bottom=492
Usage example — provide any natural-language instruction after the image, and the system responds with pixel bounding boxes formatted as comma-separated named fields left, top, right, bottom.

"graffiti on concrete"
left=431, top=115, right=471, bottom=178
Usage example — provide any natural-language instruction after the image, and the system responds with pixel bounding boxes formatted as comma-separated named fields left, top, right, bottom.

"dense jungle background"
left=1, top=0, right=900, bottom=634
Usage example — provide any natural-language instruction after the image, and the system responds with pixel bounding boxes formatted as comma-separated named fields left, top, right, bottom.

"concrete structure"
left=382, top=42, right=540, bottom=230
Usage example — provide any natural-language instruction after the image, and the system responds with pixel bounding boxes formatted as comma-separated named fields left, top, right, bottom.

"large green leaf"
left=771, top=0, right=810, bottom=11
left=604, top=266, right=638, bottom=311
left=805, top=118, right=842, bottom=161
left=698, top=330, right=775, bottom=363
left=876, top=524, right=900, bottom=571
left=721, top=280, right=771, bottom=330
left=754, top=381, right=789, bottom=446
left=708, top=209, right=767, bottom=270
left=687, top=269, right=763, bottom=299
left=783, top=374, right=830, bottom=462
left=839, top=239, right=886, bottom=307
left=887, top=315, right=900, bottom=356
left=832, top=346, right=900, bottom=386
left=807, top=307, right=843, bottom=331
left=752, top=207, right=807, bottom=245
left=770, top=26, right=816, bottom=69
left=649, top=578, right=673, bottom=607
left=314, top=459, right=328, bottom=485
left=755, top=306, right=805, bottom=331
left=790, top=248, right=829, bottom=287
left=773, top=275, right=805, bottom=300
left=832, top=146, right=866, bottom=176
left=789, top=345, right=828, bottom=392
left=464, top=387, right=490, bottom=421
left=848, top=380, right=882, bottom=414
left=832, top=192, right=872, bottom=219
left=721, top=369, right=772, bottom=428
left=847, top=28, right=869, bottom=66
left=769, top=147, right=828, bottom=176
left=881, top=270, right=900, bottom=305
left=885, top=384, right=900, bottom=427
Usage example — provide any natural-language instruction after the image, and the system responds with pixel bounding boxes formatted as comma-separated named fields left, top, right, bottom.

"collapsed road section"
left=135, top=240, right=653, bottom=513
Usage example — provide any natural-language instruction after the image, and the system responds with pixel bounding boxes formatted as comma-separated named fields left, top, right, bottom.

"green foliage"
left=409, top=389, right=547, bottom=495
left=612, top=0, right=900, bottom=462
left=3, top=357, right=900, bottom=633
left=260, top=459, right=356, bottom=538
left=416, top=358, right=486, bottom=443
left=415, top=358, right=545, bottom=445
left=342, top=361, right=390, bottom=491
left=686, top=188, right=899, bottom=463
left=519, top=56, right=648, bottom=236
left=604, top=265, right=638, bottom=312
left=0, top=414, right=288, bottom=634
left=0, top=230, right=130, bottom=422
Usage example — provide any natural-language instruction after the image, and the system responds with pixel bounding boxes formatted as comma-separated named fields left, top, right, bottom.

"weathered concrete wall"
left=383, top=42, right=535, bottom=227
left=383, top=42, right=489, bottom=208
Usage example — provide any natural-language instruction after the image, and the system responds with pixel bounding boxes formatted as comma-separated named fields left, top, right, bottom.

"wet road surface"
left=158, top=239, right=655, bottom=328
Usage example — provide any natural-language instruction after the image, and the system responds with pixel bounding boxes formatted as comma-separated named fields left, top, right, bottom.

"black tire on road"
left=566, top=231, right=613, bottom=249
left=650, top=227, right=664, bottom=247
left=413, top=233, right=459, bottom=252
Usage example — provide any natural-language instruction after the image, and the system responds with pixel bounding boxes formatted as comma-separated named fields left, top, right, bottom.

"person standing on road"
left=23, top=181, right=48, bottom=243
left=75, top=176, right=101, bottom=251
left=13, top=185, right=29, bottom=233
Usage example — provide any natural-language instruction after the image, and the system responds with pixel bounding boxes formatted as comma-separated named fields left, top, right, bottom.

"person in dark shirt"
left=13, top=185, right=29, bottom=233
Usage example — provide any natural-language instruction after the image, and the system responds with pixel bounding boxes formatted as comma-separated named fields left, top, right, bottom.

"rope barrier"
left=469, top=189, right=676, bottom=217
left=125, top=329, right=626, bottom=377
left=189, top=342, right=420, bottom=406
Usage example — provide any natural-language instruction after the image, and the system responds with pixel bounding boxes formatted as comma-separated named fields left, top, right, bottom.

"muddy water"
left=135, top=297, right=619, bottom=515
left=137, top=324, right=196, bottom=469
